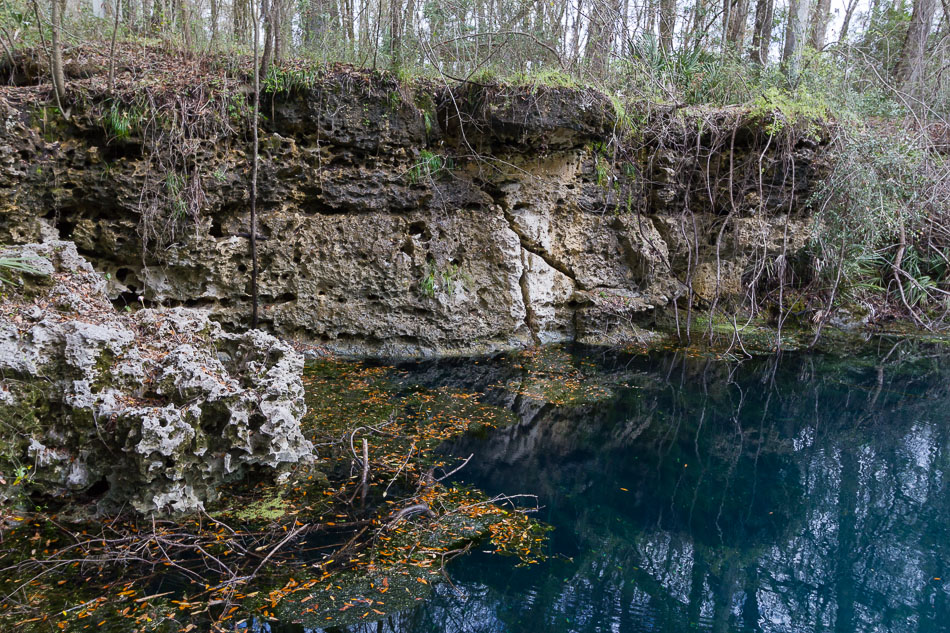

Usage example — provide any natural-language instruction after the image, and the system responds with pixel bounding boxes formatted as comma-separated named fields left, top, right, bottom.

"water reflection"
left=312, top=343, right=950, bottom=633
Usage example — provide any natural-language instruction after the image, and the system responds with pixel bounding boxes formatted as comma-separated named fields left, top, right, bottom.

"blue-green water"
left=317, top=343, right=950, bottom=633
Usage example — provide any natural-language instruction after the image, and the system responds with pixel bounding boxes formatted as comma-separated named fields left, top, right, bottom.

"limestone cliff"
left=0, top=66, right=829, bottom=356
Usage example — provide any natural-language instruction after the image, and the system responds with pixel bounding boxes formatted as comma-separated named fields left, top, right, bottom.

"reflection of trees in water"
left=327, top=343, right=950, bottom=633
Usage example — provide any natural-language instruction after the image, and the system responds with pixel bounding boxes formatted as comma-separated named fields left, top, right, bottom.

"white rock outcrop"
left=0, top=241, right=313, bottom=514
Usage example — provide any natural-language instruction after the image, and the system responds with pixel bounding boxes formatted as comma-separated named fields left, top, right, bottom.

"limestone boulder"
left=0, top=242, right=313, bottom=514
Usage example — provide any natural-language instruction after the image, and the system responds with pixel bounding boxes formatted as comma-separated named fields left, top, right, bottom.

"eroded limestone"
left=0, top=242, right=313, bottom=514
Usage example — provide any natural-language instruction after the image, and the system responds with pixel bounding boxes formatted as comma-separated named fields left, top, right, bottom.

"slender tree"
left=259, top=0, right=274, bottom=73
left=750, top=0, right=774, bottom=63
left=50, top=0, right=67, bottom=112
left=108, top=0, right=121, bottom=93
left=585, top=0, right=621, bottom=76
left=659, top=0, right=676, bottom=53
left=893, top=0, right=938, bottom=87
left=390, top=0, right=402, bottom=69
left=724, top=0, right=751, bottom=50
left=837, top=0, right=860, bottom=42
left=233, top=0, right=249, bottom=42
left=178, top=0, right=193, bottom=52
left=808, top=0, right=831, bottom=49
left=250, top=0, right=261, bottom=328
left=782, top=0, right=809, bottom=74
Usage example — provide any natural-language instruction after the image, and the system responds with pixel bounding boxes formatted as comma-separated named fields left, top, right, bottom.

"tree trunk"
left=250, top=0, right=261, bottom=328
left=178, top=0, right=193, bottom=52
left=273, top=0, right=285, bottom=63
left=725, top=0, right=750, bottom=50
left=358, top=0, right=369, bottom=59
left=571, top=0, right=584, bottom=63
left=893, top=0, right=937, bottom=87
left=659, top=0, right=676, bottom=53
left=750, top=0, right=774, bottom=62
left=344, top=0, right=354, bottom=51
left=389, top=0, right=401, bottom=69
left=303, top=0, right=326, bottom=47
left=233, top=0, right=248, bottom=42
left=837, top=0, right=859, bottom=42
left=108, top=0, right=120, bottom=93
left=782, top=0, right=808, bottom=73
left=50, top=0, right=67, bottom=109
left=208, top=0, right=218, bottom=48
left=688, top=0, right=711, bottom=51
left=584, top=0, right=620, bottom=76
left=403, top=0, right=414, bottom=61
left=808, top=0, right=831, bottom=49
left=259, top=0, right=274, bottom=74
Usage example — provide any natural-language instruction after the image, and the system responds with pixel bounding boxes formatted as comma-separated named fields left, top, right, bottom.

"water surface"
left=317, top=342, right=950, bottom=633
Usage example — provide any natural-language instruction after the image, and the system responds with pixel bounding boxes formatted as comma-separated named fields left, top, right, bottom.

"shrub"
left=811, top=125, right=950, bottom=312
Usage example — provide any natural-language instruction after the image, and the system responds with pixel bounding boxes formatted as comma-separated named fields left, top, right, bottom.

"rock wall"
left=0, top=73, right=829, bottom=356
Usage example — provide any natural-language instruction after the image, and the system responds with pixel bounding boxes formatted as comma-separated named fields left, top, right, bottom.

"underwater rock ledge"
left=0, top=241, right=313, bottom=514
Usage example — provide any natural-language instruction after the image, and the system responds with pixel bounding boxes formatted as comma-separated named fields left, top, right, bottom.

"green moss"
left=29, top=105, right=69, bottom=142
left=91, top=349, right=117, bottom=393
left=225, top=490, right=290, bottom=522
left=748, top=86, right=831, bottom=137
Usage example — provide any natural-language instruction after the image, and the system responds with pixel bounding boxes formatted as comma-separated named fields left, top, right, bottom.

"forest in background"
left=3, top=0, right=947, bottom=107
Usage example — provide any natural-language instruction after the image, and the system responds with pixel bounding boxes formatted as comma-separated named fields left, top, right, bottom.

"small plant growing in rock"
left=594, top=156, right=611, bottom=188
left=102, top=103, right=143, bottom=141
left=262, top=65, right=320, bottom=95
left=406, top=150, right=448, bottom=184
left=387, top=90, right=401, bottom=111
left=420, top=269, right=437, bottom=298
left=440, top=262, right=469, bottom=294
left=423, top=110, right=433, bottom=138
left=0, top=255, right=48, bottom=285
left=419, top=262, right=470, bottom=298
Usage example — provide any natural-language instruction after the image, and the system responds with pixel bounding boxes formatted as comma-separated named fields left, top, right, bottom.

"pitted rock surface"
left=0, top=75, right=829, bottom=356
left=0, top=242, right=313, bottom=514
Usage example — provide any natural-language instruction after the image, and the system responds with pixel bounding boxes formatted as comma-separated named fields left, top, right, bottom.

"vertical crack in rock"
left=518, top=248, right=541, bottom=344
left=501, top=207, right=580, bottom=288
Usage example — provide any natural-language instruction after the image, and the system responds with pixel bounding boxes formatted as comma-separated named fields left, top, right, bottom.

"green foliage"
left=504, top=67, right=582, bottom=90
left=422, top=110, right=433, bottom=138
left=811, top=126, right=948, bottom=309
left=814, top=128, right=927, bottom=253
left=406, top=150, right=450, bottom=183
left=0, top=0, right=36, bottom=47
left=619, top=41, right=771, bottom=106
left=749, top=86, right=830, bottom=136
left=594, top=155, right=610, bottom=188
left=420, top=268, right=437, bottom=298
left=419, top=261, right=470, bottom=298
left=387, top=90, right=402, bottom=111
left=262, top=65, right=321, bottom=95
left=102, top=102, right=143, bottom=140
left=467, top=67, right=503, bottom=86
left=608, top=94, right=640, bottom=133
left=0, top=255, right=48, bottom=285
